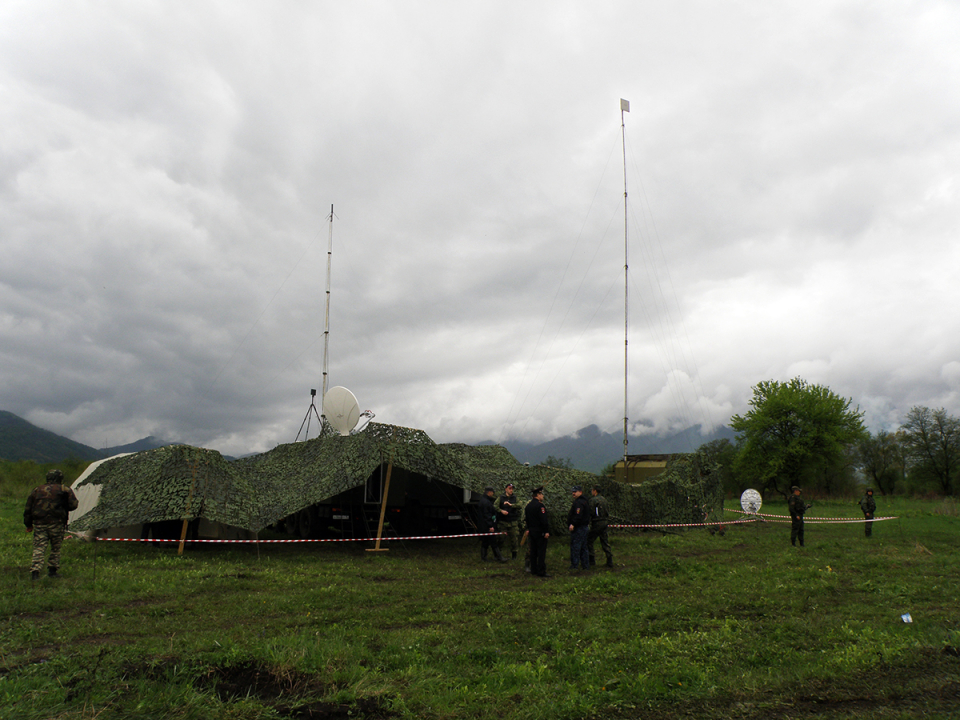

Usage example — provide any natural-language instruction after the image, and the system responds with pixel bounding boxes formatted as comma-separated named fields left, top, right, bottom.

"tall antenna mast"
left=620, top=99, right=630, bottom=464
left=322, top=204, right=334, bottom=400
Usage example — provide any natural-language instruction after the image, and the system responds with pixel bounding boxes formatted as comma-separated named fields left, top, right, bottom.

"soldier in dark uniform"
left=859, top=488, right=876, bottom=538
left=497, top=483, right=521, bottom=559
left=24, top=469, right=79, bottom=580
left=477, top=487, right=506, bottom=563
left=524, top=486, right=551, bottom=577
left=567, top=485, right=590, bottom=570
left=787, top=485, right=809, bottom=547
left=588, top=485, right=613, bottom=568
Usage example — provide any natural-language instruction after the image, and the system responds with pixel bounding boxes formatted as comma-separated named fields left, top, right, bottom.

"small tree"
left=858, top=430, right=902, bottom=495
left=899, top=406, right=960, bottom=496
left=730, top=378, right=867, bottom=496
left=541, top=455, right=574, bottom=470
left=697, top=438, right=742, bottom=496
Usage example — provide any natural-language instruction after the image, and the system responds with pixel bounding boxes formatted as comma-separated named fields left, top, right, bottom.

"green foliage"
left=730, top=378, right=867, bottom=496
left=0, top=457, right=91, bottom=500
left=899, top=406, right=960, bottom=496
left=2, top=497, right=960, bottom=718
left=540, top=455, right=574, bottom=470
left=697, top=438, right=742, bottom=496
left=858, top=430, right=903, bottom=496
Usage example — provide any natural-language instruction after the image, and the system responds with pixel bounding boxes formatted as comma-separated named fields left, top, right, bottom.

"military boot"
left=493, top=546, right=507, bottom=563
left=606, top=558, right=614, bottom=568
left=511, top=551, right=517, bottom=560
left=48, top=568, right=60, bottom=578
left=31, top=570, right=39, bottom=581
left=480, top=546, right=488, bottom=561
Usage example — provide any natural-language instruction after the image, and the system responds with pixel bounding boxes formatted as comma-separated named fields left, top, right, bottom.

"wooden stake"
left=178, top=461, right=199, bottom=556
left=367, top=430, right=397, bottom=552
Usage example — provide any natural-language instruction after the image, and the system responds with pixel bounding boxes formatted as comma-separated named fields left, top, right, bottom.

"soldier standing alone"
left=787, top=485, right=809, bottom=547
left=859, top=488, right=876, bottom=538
left=588, top=485, right=614, bottom=568
left=24, top=469, right=79, bottom=580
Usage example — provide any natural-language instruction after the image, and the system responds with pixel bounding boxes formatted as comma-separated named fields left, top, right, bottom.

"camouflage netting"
left=69, top=422, right=723, bottom=535
left=233, top=421, right=469, bottom=528
left=70, top=445, right=265, bottom=532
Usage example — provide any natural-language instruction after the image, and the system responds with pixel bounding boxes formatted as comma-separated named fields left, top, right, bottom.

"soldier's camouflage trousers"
left=500, top=521, right=520, bottom=556
left=31, top=522, right=67, bottom=573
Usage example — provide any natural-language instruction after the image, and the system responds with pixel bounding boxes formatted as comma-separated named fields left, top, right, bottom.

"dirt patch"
left=195, top=661, right=397, bottom=719
left=278, top=696, right=396, bottom=719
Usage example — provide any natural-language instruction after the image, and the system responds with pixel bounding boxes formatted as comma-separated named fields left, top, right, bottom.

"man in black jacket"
left=477, top=487, right=506, bottom=562
left=524, top=487, right=551, bottom=577
left=567, top=486, right=590, bottom=570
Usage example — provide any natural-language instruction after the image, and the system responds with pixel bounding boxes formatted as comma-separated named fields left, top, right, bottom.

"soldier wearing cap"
left=524, top=486, right=551, bottom=577
left=567, top=485, right=590, bottom=570
left=477, top=486, right=507, bottom=562
left=588, top=485, right=613, bottom=568
left=859, top=488, right=876, bottom=538
left=497, top=483, right=521, bottom=560
left=787, top=485, right=809, bottom=547
left=24, top=469, right=79, bottom=580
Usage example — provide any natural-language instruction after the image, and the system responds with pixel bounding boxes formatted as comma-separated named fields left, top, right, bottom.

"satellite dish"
left=322, top=386, right=361, bottom=436
left=740, top=488, right=762, bottom=514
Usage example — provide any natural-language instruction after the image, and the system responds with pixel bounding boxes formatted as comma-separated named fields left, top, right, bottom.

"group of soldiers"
left=787, top=485, right=877, bottom=547
left=476, top=483, right=614, bottom=578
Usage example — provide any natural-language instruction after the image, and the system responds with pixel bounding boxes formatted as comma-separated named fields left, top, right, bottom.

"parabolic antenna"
left=740, top=488, right=763, bottom=514
left=323, top=386, right=361, bottom=436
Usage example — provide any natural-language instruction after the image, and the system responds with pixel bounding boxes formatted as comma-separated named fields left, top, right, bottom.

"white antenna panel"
left=323, top=386, right=360, bottom=436
left=740, top=488, right=763, bottom=514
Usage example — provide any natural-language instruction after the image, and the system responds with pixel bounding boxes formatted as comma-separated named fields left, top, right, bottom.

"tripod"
left=295, top=389, right=324, bottom=442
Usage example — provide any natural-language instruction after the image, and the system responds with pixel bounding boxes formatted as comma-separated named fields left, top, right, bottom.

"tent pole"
left=178, top=462, right=199, bottom=556
left=368, top=430, right=397, bottom=552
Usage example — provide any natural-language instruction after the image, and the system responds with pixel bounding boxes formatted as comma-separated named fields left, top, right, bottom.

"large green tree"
left=899, top=406, right=960, bottom=495
left=730, top=378, right=867, bottom=496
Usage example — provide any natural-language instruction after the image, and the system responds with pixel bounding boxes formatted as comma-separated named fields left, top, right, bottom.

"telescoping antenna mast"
left=620, top=98, right=630, bottom=464
left=322, top=204, right=334, bottom=400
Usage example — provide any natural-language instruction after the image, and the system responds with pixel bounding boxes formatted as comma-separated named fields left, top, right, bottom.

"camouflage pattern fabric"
left=24, top=482, right=78, bottom=527
left=31, top=521, right=67, bottom=572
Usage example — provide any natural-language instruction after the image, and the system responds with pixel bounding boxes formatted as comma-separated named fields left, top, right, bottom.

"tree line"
left=696, top=378, right=960, bottom=498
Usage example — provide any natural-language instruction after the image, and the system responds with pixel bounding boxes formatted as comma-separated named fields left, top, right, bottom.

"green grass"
left=1, top=497, right=959, bottom=719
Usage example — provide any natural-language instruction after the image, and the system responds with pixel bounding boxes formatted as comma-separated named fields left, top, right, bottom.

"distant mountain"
left=492, top=424, right=737, bottom=474
left=0, top=410, right=104, bottom=463
left=0, top=411, right=178, bottom=463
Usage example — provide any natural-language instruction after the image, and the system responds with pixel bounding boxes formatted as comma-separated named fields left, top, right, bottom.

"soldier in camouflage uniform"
left=787, top=485, right=809, bottom=547
left=24, top=470, right=79, bottom=580
left=496, top=483, right=521, bottom=560
left=588, top=485, right=613, bottom=568
left=859, top=488, right=876, bottom=538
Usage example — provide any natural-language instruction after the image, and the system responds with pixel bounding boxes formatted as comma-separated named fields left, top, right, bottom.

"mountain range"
left=1, top=410, right=734, bottom=473
left=0, top=411, right=176, bottom=463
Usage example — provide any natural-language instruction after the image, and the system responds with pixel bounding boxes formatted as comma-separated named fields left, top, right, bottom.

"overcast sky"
left=3, top=1, right=959, bottom=456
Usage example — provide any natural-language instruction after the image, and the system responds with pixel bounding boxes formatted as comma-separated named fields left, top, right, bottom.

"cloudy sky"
left=3, top=1, right=959, bottom=456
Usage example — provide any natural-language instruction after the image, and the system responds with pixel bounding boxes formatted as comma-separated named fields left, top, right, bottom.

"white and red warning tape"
left=84, top=531, right=507, bottom=544
left=726, top=508, right=898, bottom=524
left=74, top=511, right=898, bottom=544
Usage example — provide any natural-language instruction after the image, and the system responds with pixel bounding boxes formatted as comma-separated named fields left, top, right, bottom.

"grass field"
left=2, top=496, right=959, bottom=719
